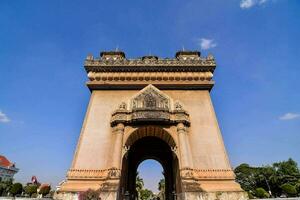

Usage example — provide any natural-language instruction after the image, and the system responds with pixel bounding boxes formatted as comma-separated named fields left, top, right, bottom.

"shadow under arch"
left=125, top=126, right=177, bottom=149
left=119, top=126, right=181, bottom=200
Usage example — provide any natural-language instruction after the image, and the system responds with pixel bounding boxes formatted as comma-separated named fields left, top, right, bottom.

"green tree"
left=135, top=174, right=155, bottom=200
left=140, top=188, right=154, bottom=200
left=234, top=163, right=257, bottom=192
left=296, top=181, right=300, bottom=194
left=24, top=184, right=38, bottom=197
left=10, top=183, right=23, bottom=197
left=281, top=183, right=297, bottom=197
left=158, top=178, right=165, bottom=200
left=136, top=174, right=144, bottom=199
left=254, top=187, right=270, bottom=198
left=0, top=180, right=12, bottom=196
left=235, top=158, right=300, bottom=197
left=136, top=175, right=144, bottom=191
left=0, top=184, right=4, bottom=196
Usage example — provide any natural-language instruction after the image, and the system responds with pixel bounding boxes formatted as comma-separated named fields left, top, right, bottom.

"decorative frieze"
left=87, top=71, right=213, bottom=82
left=66, top=168, right=234, bottom=181
left=67, top=168, right=121, bottom=180
left=180, top=168, right=236, bottom=180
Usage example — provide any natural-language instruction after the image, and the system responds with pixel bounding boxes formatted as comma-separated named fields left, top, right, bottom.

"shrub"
left=38, top=184, right=51, bottom=197
left=247, top=191, right=254, bottom=199
left=0, top=180, right=12, bottom=196
left=0, top=185, right=3, bottom=196
left=10, top=183, right=23, bottom=197
left=254, top=187, right=270, bottom=198
left=24, top=184, right=38, bottom=197
left=281, top=183, right=297, bottom=197
left=296, top=183, right=300, bottom=194
left=79, top=189, right=101, bottom=200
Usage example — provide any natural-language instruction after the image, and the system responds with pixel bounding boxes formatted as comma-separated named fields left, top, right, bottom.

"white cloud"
left=240, top=0, right=256, bottom=9
left=198, top=38, right=217, bottom=50
left=259, top=0, right=269, bottom=5
left=240, top=0, right=269, bottom=9
left=279, top=113, right=300, bottom=120
left=0, top=111, right=10, bottom=123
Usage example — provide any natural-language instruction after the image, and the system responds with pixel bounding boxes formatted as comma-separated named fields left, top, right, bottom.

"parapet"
left=84, top=50, right=216, bottom=91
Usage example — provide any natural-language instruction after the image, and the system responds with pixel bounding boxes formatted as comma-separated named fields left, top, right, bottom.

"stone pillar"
left=177, top=123, right=191, bottom=168
left=111, top=123, right=125, bottom=169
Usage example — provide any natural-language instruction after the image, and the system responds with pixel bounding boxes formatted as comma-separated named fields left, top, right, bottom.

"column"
left=177, top=123, right=190, bottom=168
left=111, top=123, right=125, bottom=169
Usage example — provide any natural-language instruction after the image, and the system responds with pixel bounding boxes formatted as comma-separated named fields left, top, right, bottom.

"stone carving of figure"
left=144, top=93, right=156, bottom=108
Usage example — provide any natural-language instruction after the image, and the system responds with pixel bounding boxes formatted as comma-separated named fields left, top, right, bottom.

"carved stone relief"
left=111, top=85, right=190, bottom=126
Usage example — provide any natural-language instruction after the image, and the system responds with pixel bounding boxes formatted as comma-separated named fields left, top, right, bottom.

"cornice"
left=84, top=50, right=217, bottom=90
left=84, top=50, right=216, bottom=73
left=85, top=59, right=216, bottom=72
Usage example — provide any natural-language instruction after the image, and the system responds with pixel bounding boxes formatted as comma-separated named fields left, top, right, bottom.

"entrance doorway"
left=119, top=126, right=181, bottom=200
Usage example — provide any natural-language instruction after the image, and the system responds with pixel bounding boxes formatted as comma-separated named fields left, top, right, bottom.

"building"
left=0, top=155, right=19, bottom=182
left=58, top=50, right=247, bottom=200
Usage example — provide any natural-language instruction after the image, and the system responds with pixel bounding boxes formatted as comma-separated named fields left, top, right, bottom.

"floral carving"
left=111, top=85, right=190, bottom=126
left=118, top=102, right=127, bottom=110
left=131, top=85, right=170, bottom=111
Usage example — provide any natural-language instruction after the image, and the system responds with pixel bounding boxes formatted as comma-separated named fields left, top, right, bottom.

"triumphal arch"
left=58, top=50, right=247, bottom=200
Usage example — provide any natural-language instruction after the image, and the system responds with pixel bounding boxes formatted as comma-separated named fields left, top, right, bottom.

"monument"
left=57, top=50, right=248, bottom=200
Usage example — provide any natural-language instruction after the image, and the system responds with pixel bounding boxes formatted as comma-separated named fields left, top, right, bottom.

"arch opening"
left=136, top=159, right=164, bottom=199
left=119, top=127, right=181, bottom=200
left=125, top=126, right=176, bottom=149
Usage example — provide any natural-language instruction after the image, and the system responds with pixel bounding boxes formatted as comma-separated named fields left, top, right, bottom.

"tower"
left=58, top=50, right=247, bottom=200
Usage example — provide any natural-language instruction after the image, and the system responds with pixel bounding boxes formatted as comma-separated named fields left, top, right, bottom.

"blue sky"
left=0, top=0, right=299, bottom=192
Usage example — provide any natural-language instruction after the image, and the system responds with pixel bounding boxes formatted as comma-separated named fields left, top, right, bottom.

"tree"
left=0, top=184, right=4, bottom=196
left=0, top=180, right=12, bottom=196
left=135, top=174, right=155, bottom=200
left=296, top=181, right=300, bottom=194
left=234, top=163, right=257, bottom=193
left=24, top=184, right=38, bottom=197
left=140, top=188, right=154, bottom=200
left=235, top=158, right=300, bottom=198
left=136, top=175, right=144, bottom=191
left=10, top=183, right=23, bottom=197
left=158, top=178, right=165, bottom=200
left=254, top=188, right=270, bottom=198
left=281, top=183, right=297, bottom=197
left=136, top=174, right=144, bottom=199
left=38, top=184, right=51, bottom=197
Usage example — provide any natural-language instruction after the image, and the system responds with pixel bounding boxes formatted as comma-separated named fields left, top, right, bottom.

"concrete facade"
left=57, top=51, right=247, bottom=200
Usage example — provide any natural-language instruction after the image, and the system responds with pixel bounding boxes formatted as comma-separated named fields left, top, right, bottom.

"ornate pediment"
left=131, top=84, right=170, bottom=111
left=111, top=85, right=190, bottom=126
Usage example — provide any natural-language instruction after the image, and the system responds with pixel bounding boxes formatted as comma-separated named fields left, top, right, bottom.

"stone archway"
left=59, top=58, right=248, bottom=200
left=119, top=126, right=181, bottom=200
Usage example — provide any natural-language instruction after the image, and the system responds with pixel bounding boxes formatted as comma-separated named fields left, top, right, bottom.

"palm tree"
left=158, top=178, right=165, bottom=200
left=136, top=173, right=144, bottom=199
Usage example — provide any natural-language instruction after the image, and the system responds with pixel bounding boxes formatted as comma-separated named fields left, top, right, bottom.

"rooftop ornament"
left=84, top=50, right=216, bottom=91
